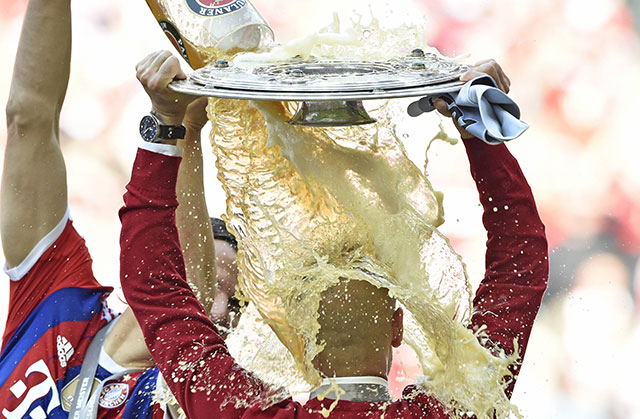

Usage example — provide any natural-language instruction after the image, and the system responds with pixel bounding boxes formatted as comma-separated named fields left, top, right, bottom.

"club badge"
left=98, top=383, right=129, bottom=409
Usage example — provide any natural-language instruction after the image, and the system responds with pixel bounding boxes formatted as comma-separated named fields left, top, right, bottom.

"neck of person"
left=314, top=346, right=391, bottom=379
left=103, top=308, right=155, bottom=370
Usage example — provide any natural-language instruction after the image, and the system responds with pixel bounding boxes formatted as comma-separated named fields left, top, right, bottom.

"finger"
left=136, top=51, right=161, bottom=69
left=472, top=58, right=494, bottom=67
left=472, top=60, right=507, bottom=92
left=475, top=61, right=500, bottom=86
left=135, top=52, right=155, bottom=74
left=148, top=50, right=173, bottom=77
left=499, top=72, right=511, bottom=94
left=138, top=51, right=172, bottom=89
left=141, top=51, right=167, bottom=72
left=498, top=75, right=510, bottom=94
left=489, top=61, right=510, bottom=94
left=433, top=98, right=451, bottom=117
left=487, top=61, right=510, bottom=94
left=138, top=51, right=172, bottom=85
left=173, top=57, right=187, bottom=81
left=461, top=65, right=511, bottom=94
left=146, top=56, right=180, bottom=93
left=158, top=56, right=184, bottom=82
left=460, top=69, right=483, bottom=83
left=136, top=51, right=161, bottom=82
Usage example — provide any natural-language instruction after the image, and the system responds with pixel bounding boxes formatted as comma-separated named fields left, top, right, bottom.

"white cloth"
left=138, top=141, right=183, bottom=157
left=407, top=75, right=529, bottom=144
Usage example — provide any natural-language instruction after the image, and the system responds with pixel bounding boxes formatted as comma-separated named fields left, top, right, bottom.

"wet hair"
left=210, top=217, right=238, bottom=252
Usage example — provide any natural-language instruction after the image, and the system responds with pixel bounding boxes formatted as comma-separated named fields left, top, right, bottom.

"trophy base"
left=289, top=101, right=376, bottom=127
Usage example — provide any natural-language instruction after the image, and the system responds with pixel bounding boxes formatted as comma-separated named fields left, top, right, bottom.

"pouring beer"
left=144, top=0, right=274, bottom=68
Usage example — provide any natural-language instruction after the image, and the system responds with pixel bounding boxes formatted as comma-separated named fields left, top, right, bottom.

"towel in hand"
left=407, top=75, right=529, bottom=145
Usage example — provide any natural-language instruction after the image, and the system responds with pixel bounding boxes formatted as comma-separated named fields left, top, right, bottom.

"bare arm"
left=4, top=0, right=156, bottom=372
left=1, top=0, right=71, bottom=267
left=175, top=99, right=217, bottom=314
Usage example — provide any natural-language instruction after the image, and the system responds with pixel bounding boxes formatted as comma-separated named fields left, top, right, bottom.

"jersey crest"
left=99, top=383, right=129, bottom=409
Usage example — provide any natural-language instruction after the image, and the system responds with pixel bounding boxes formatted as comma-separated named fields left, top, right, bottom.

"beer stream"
left=155, top=8, right=521, bottom=419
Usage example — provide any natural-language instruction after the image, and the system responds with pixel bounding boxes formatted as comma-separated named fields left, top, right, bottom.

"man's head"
left=210, top=217, right=240, bottom=338
left=313, top=279, right=403, bottom=379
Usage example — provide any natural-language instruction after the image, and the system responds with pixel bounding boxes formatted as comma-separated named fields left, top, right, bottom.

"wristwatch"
left=139, top=111, right=186, bottom=143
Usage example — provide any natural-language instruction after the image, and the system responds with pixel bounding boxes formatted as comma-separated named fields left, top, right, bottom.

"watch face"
left=140, top=115, right=158, bottom=141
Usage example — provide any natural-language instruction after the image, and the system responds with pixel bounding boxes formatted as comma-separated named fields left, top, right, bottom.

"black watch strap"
left=158, top=124, right=186, bottom=140
left=141, top=112, right=187, bottom=143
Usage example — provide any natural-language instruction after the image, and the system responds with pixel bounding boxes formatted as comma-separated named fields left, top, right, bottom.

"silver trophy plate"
left=170, top=51, right=468, bottom=126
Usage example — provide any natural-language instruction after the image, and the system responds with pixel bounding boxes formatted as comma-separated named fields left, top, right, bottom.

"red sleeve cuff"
left=128, top=147, right=181, bottom=195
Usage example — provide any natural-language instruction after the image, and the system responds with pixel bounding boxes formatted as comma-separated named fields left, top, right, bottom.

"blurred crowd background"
left=1, top=0, right=639, bottom=417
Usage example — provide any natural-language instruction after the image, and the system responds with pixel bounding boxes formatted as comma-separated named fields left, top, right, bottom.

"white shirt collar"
left=320, top=376, right=388, bottom=388
left=311, top=376, right=391, bottom=403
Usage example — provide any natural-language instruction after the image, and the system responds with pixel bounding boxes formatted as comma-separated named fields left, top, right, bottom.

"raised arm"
left=434, top=60, right=548, bottom=398
left=465, top=139, right=548, bottom=398
left=121, top=52, right=284, bottom=418
left=176, top=98, right=217, bottom=314
left=1, top=0, right=71, bottom=267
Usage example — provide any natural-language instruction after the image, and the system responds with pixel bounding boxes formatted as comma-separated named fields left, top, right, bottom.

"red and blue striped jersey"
left=0, top=212, right=166, bottom=418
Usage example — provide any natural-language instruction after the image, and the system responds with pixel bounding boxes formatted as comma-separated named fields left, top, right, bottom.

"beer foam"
left=232, top=11, right=441, bottom=65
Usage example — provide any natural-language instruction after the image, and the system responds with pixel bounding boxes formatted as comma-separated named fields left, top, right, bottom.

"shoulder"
left=4, top=208, right=73, bottom=281
left=2, top=210, right=112, bottom=352
left=390, top=385, right=451, bottom=418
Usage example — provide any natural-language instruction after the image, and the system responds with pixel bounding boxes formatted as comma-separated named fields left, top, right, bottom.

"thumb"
left=433, top=98, right=451, bottom=117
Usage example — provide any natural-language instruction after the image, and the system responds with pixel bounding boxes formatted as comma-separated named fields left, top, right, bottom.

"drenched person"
left=0, top=1, right=239, bottom=416
left=311, top=281, right=403, bottom=388
left=209, top=218, right=241, bottom=337
left=119, top=50, right=548, bottom=418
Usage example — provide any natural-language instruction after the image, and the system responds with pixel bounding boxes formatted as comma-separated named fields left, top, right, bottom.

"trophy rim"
left=169, top=54, right=468, bottom=101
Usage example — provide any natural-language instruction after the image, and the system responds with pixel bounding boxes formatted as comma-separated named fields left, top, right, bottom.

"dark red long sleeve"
left=463, top=139, right=549, bottom=398
left=119, top=148, right=274, bottom=419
